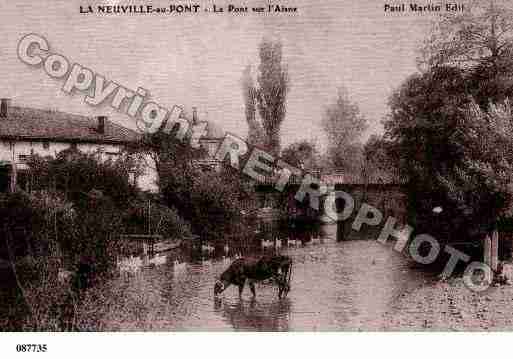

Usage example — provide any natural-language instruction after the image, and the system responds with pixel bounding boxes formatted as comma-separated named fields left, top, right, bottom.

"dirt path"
left=382, top=278, right=513, bottom=330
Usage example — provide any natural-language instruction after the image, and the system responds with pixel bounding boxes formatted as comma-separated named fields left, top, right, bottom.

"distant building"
left=190, top=107, right=225, bottom=172
left=0, top=98, right=141, bottom=192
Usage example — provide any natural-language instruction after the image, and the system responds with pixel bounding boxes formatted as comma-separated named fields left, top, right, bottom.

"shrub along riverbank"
left=0, top=149, right=193, bottom=330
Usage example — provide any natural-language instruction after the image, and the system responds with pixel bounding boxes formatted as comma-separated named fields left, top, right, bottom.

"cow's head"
left=214, top=280, right=225, bottom=296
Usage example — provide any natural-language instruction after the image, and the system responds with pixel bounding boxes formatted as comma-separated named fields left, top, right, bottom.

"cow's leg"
left=283, top=283, right=290, bottom=297
left=238, top=279, right=246, bottom=297
left=278, top=279, right=290, bottom=298
left=277, top=263, right=291, bottom=298
left=248, top=280, right=256, bottom=297
left=273, top=274, right=284, bottom=298
left=283, top=264, right=291, bottom=297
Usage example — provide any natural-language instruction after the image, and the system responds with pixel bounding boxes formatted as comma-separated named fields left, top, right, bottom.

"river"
left=74, top=223, right=433, bottom=331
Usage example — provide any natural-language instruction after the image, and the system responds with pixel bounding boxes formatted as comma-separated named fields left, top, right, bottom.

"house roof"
left=183, top=109, right=225, bottom=139
left=0, top=106, right=140, bottom=144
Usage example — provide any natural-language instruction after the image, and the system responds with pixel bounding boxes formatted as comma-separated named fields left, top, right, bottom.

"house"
left=0, top=98, right=226, bottom=193
left=0, top=98, right=141, bottom=192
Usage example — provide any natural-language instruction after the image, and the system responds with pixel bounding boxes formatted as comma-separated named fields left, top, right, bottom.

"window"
left=105, top=151, right=120, bottom=160
left=128, top=171, right=137, bottom=185
left=18, top=154, right=30, bottom=163
left=16, top=169, right=31, bottom=192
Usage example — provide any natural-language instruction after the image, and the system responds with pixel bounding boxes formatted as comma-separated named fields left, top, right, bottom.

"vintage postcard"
left=1, top=0, right=513, bottom=354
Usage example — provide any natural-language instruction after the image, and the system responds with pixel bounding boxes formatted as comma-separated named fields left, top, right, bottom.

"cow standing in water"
left=214, top=255, right=292, bottom=298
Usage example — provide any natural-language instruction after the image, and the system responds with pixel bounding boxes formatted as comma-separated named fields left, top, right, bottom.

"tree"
left=28, top=148, right=141, bottom=206
left=419, top=0, right=513, bottom=106
left=138, top=122, right=254, bottom=240
left=384, top=66, right=472, bottom=238
left=362, top=135, right=399, bottom=183
left=281, top=140, right=320, bottom=171
left=437, top=99, right=513, bottom=238
left=241, top=65, right=265, bottom=147
left=256, top=38, right=289, bottom=156
left=384, top=63, right=513, bottom=245
left=322, top=87, right=368, bottom=179
left=419, top=1, right=513, bottom=69
left=133, top=118, right=207, bottom=192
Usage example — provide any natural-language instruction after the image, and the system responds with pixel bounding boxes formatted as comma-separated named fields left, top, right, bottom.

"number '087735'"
left=16, top=344, right=48, bottom=353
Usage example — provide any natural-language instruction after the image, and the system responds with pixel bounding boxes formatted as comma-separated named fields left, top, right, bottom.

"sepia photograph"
left=1, top=0, right=513, bottom=356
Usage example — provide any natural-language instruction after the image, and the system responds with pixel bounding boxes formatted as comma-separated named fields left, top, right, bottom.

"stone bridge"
left=254, top=182, right=408, bottom=225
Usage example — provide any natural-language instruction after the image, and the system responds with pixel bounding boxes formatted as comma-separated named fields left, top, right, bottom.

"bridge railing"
left=259, top=168, right=322, bottom=186
left=118, top=234, right=164, bottom=256
left=257, top=167, right=407, bottom=188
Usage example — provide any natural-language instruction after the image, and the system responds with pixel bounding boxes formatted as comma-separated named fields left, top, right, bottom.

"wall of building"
left=0, top=141, right=13, bottom=163
left=136, top=154, right=159, bottom=193
left=0, top=140, right=122, bottom=166
left=0, top=140, right=158, bottom=192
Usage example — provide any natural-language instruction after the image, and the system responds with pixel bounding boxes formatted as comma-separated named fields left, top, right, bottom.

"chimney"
left=0, top=98, right=11, bottom=118
left=192, top=107, right=198, bottom=125
left=97, top=115, right=106, bottom=134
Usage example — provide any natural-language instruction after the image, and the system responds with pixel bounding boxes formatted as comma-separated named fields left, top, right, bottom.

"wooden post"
left=484, top=234, right=492, bottom=269
left=335, top=183, right=345, bottom=242
left=491, top=229, right=499, bottom=272
left=483, top=231, right=498, bottom=272
left=9, top=163, right=16, bottom=193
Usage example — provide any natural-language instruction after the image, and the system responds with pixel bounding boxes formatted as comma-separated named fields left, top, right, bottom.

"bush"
left=5, top=148, right=192, bottom=271
left=27, top=149, right=140, bottom=207
left=1, top=150, right=194, bottom=330
left=140, top=125, right=258, bottom=241
left=122, top=198, right=192, bottom=240
left=0, top=191, right=74, bottom=260
left=160, top=163, right=256, bottom=240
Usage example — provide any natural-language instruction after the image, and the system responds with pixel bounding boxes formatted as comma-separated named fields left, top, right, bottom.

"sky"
left=0, top=0, right=470, bottom=150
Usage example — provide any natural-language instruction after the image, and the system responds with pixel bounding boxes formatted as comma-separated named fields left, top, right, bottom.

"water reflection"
left=214, top=297, right=291, bottom=331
